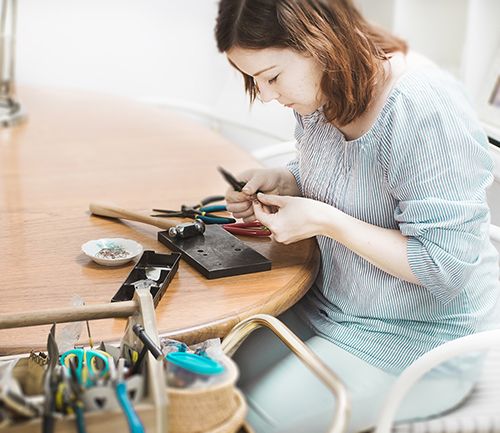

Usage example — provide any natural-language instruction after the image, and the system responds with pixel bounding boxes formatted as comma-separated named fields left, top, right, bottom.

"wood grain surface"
left=0, top=87, right=319, bottom=355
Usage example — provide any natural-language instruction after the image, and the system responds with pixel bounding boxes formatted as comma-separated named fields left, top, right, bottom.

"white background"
left=12, top=0, right=500, bottom=154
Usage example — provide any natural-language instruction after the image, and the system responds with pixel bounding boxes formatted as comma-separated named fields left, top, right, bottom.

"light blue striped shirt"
left=287, top=67, right=500, bottom=376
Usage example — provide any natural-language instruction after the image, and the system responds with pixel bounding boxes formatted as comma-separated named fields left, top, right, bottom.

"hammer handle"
left=0, top=301, right=138, bottom=330
left=89, top=201, right=177, bottom=231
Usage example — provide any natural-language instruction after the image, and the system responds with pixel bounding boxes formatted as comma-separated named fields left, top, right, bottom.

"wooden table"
left=0, top=87, right=319, bottom=355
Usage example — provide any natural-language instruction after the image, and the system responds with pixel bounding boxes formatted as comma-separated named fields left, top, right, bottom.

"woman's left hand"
left=252, top=193, right=327, bottom=244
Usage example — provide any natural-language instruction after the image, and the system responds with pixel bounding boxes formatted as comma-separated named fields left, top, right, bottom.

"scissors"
left=151, top=195, right=236, bottom=224
left=60, top=349, right=110, bottom=388
left=223, top=222, right=271, bottom=237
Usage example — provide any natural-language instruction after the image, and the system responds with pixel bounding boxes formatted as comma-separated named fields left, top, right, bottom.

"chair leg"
left=222, top=313, right=351, bottom=433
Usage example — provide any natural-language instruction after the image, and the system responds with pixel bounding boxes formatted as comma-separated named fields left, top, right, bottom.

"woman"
left=215, top=0, right=500, bottom=432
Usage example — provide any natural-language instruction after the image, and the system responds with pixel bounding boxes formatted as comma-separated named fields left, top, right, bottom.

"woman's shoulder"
left=374, top=55, right=490, bottom=161
left=379, top=56, right=477, bottom=133
left=389, top=53, right=471, bottom=110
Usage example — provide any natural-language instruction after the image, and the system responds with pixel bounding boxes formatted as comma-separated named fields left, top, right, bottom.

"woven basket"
left=167, top=356, right=247, bottom=433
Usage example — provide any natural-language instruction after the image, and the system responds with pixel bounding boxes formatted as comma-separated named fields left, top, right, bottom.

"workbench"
left=0, top=87, right=319, bottom=355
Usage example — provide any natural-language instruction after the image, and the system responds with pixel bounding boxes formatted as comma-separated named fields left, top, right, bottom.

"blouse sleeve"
left=379, top=73, right=494, bottom=304
left=285, top=113, right=305, bottom=194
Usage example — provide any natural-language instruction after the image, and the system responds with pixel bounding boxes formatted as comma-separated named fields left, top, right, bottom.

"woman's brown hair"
left=215, top=0, right=407, bottom=126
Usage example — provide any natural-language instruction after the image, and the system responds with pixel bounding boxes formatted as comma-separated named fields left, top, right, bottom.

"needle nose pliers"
left=151, top=195, right=236, bottom=224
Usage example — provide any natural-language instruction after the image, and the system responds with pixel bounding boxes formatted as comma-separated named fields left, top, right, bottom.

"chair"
left=223, top=316, right=500, bottom=433
left=375, top=331, right=500, bottom=433
left=374, top=221, right=500, bottom=433
left=221, top=314, right=351, bottom=433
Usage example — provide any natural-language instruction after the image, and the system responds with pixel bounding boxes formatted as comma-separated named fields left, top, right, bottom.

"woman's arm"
left=253, top=193, right=422, bottom=285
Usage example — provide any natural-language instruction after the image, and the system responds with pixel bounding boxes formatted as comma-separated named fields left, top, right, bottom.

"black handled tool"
left=132, top=324, right=164, bottom=360
left=217, top=166, right=245, bottom=192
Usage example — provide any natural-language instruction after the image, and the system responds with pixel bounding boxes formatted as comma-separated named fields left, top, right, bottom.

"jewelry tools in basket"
left=60, top=349, right=110, bottom=388
left=43, top=324, right=60, bottom=433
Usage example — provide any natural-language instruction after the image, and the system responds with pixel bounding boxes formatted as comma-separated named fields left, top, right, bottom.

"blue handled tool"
left=151, top=195, right=236, bottom=224
left=112, top=358, right=145, bottom=433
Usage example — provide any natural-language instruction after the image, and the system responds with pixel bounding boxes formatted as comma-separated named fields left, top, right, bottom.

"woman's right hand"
left=225, top=167, right=300, bottom=222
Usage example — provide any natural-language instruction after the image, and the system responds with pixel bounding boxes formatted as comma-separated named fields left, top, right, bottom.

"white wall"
left=13, top=0, right=500, bottom=155
left=17, top=1, right=219, bottom=103
left=15, top=0, right=296, bottom=154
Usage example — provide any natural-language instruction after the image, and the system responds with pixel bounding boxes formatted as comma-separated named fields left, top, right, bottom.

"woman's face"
left=227, top=47, right=327, bottom=116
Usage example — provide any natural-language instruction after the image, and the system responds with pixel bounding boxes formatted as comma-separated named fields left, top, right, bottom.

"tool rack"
left=0, top=299, right=351, bottom=433
left=0, top=289, right=167, bottom=433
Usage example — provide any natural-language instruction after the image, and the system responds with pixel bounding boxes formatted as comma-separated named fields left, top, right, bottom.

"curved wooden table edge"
left=0, top=242, right=321, bottom=354
left=160, top=240, right=321, bottom=346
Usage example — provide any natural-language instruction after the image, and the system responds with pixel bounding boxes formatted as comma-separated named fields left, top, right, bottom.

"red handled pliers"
left=223, top=222, right=271, bottom=237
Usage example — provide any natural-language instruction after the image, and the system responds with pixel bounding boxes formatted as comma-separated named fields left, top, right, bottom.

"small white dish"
left=82, top=238, right=143, bottom=266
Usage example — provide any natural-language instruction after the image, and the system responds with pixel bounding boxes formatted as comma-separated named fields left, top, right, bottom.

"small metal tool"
left=168, top=220, right=205, bottom=239
left=60, top=348, right=110, bottom=388
left=132, top=279, right=159, bottom=291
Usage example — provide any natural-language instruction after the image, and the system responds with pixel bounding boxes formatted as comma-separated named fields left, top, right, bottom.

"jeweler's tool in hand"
left=217, top=166, right=263, bottom=200
left=151, top=195, right=235, bottom=224
left=223, top=222, right=271, bottom=237
left=217, top=167, right=245, bottom=192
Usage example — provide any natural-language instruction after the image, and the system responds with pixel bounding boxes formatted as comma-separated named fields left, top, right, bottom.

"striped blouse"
left=286, top=67, right=500, bottom=376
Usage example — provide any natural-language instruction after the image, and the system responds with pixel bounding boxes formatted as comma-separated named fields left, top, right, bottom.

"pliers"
left=217, top=166, right=262, bottom=201
left=223, top=222, right=271, bottom=237
left=151, top=196, right=235, bottom=224
left=58, top=360, right=86, bottom=433
left=43, top=324, right=60, bottom=433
